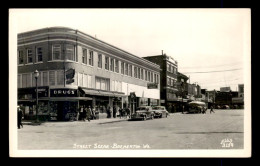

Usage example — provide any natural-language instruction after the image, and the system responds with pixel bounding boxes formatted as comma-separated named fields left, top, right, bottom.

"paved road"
left=18, top=109, right=244, bottom=150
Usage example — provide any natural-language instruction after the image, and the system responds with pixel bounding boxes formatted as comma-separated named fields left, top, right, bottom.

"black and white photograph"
left=9, top=9, right=251, bottom=157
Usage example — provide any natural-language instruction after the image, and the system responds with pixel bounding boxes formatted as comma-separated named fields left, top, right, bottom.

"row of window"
left=17, top=71, right=123, bottom=92
left=18, top=71, right=92, bottom=89
left=167, top=77, right=177, bottom=88
left=167, top=62, right=177, bottom=74
left=18, top=44, right=159, bottom=84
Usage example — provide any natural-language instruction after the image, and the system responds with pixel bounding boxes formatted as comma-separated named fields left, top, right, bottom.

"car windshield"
left=152, top=107, right=164, bottom=110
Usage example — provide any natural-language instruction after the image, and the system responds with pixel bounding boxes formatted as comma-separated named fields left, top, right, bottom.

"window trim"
left=88, top=50, right=94, bottom=66
left=98, top=53, right=102, bottom=68
left=36, top=47, right=43, bottom=63
left=52, top=44, right=62, bottom=61
left=27, top=49, right=33, bottom=64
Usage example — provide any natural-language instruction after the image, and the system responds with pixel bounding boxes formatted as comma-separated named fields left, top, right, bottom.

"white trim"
left=25, top=63, right=34, bottom=66
left=18, top=64, right=24, bottom=66
left=34, top=62, right=43, bottom=64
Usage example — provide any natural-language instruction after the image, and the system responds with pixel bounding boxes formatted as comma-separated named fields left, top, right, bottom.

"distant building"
left=232, top=84, right=244, bottom=108
left=143, top=53, right=179, bottom=112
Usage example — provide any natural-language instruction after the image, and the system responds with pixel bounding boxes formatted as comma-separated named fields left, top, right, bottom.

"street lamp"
left=181, top=79, right=184, bottom=114
left=34, top=70, right=39, bottom=122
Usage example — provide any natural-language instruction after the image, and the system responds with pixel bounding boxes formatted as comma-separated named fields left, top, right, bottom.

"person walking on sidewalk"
left=17, top=106, right=23, bottom=129
left=82, top=106, right=87, bottom=121
left=210, top=106, right=215, bottom=114
left=86, top=106, right=92, bottom=122
left=113, top=105, right=117, bottom=118
left=126, top=107, right=130, bottom=119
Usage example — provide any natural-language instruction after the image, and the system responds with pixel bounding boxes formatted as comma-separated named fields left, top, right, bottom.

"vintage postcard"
left=9, top=9, right=251, bottom=157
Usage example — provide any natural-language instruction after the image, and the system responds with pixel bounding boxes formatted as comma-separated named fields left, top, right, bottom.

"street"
left=18, top=109, right=244, bottom=150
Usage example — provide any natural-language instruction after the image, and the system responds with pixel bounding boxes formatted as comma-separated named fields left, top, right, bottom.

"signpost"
left=65, top=68, right=75, bottom=84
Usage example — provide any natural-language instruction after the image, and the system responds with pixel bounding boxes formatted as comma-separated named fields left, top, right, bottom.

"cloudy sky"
left=10, top=9, right=250, bottom=91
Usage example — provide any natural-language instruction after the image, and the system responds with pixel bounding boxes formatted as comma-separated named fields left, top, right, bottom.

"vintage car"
left=131, top=106, right=154, bottom=120
left=152, top=106, right=168, bottom=118
left=188, top=101, right=207, bottom=113
left=222, top=105, right=230, bottom=109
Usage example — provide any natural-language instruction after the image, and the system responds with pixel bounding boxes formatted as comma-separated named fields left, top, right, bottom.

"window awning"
left=79, top=87, right=126, bottom=97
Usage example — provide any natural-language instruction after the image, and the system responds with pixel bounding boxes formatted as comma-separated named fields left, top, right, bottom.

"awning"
left=39, top=97, right=92, bottom=101
left=79, top=87, right=126, bottom=97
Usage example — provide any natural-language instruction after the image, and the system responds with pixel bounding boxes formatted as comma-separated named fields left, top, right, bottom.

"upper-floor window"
left=148, top=71, right=150, bottom=81
left=115, top=60, right=119, bottom=73
left=151, top=72, right=153, bottom=82
left=156, top=75, right=159, bottom=84
left=52, top=45, right=61, bottom=60
left=129, top=65, right=132, bottom=77
left=167, top=77, right=171, bottom=86
left=89, top=50, right=93, bottom=66
left=121, top=62, right=124, bottom=74
left=134, top=67, right=137, bottom=78
left=110, top=58, right=114, bottom=71
left=18, top=50, right=23, bottom=65
left=154, top=73, right=156, bottom=83
left=36, top=47, right=43, bottom=62
left=141, top=69, right=143, bottom=80
left=125, top=63, right=128, bottom=76
left=137, top=68, right=141, bottom=79
left=98, top=54, right=102, bottom=68
left=27, top=49, right=33, bottom=63
left=66, top=45, right=75, bottom=61
left=82, top=49, right=87, bottom=64
left=167, top=63, right=171, bottom=72
left=105, top=56, right=109, bottom=70
left=145, top=70, right=147, bottom=81
left=96, top=77, right=110, bottom=91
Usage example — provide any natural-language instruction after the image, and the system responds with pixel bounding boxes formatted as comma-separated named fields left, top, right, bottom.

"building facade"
left=143, top=53, right=179, bottom=112
left=17, top=27, right=161, bottom=121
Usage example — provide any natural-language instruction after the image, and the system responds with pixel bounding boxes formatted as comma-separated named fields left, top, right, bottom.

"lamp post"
left=181, top=79, right=184, bottom=114
left=34, top=70, right=39, bottom=122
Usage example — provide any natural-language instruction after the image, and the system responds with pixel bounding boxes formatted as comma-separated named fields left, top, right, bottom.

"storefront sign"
left=147, top=83, right=158, bottom=89
left=66, top=68, right=75, bottom=79
left=50, top=89, right=78, bottom=97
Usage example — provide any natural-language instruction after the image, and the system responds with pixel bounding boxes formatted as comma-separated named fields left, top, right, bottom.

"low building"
left=17, top=27, right=161, bottom=121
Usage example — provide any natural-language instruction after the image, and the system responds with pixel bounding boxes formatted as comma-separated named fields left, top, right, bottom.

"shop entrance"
left=56, top=101, right=78, bottom=121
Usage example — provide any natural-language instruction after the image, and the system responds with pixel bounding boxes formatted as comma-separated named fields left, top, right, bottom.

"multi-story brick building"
left=17, top=27, right=161, bottom=121
left=143, top=53, right=178, bottom=112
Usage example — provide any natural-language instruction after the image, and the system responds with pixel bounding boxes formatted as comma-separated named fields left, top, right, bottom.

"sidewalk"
left=22, top=117, right=129, bottom=126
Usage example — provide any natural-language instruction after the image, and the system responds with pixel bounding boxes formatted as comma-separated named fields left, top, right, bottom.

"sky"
left=10, top=9, right=250, bottom=91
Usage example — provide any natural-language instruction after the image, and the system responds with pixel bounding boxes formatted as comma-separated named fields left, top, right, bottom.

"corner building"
left=17, top=27, right=161, bottom=121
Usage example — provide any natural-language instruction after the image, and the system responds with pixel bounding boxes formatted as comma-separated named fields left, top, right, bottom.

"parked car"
left=188, top=101, right=207, bottom=113
left=152, top=106, right=168, bottom=118
left=222, top=105, right=230, bottom=109
left=131, top=106, right=154, bottom=121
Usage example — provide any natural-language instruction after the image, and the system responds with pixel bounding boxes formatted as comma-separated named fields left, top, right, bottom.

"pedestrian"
left=113, top=105, right=117, bottom=118
left=126, top=107, right=130, bottom=118
left=17, top=106, right=23, bottom=129
left=122, top=107, right=126, bottom=119
left=92, top=107, right=96, bottom=120
left=106, top=106, right=110, bottom=118
left=182, top=105, right=185, bottom=114
left=82, top=106, right=87, bottom=121
left=119, top=107, right=123, bottom=119
left=210, top=106, right=215, bottom=114
left=86, top=106, right=92, bottom=122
